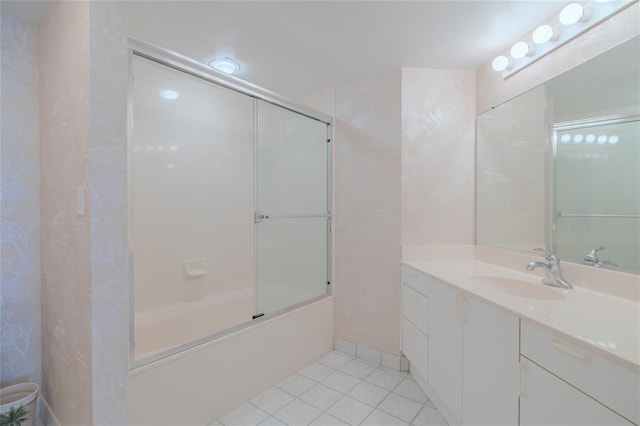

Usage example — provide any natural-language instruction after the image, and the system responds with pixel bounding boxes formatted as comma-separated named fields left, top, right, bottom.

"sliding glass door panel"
left=131, top=55, right=255, bottom=359
left=256, top=217, right=329, bottom=315
left=256, top=101, right=329, bottom=217
left=255, top=100, right=330, bottom=316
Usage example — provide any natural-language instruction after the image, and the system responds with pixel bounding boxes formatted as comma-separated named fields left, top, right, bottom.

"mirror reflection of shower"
left=553, top=116, right=640, bottom=273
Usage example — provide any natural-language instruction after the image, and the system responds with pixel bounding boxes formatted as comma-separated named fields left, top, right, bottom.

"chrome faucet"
left=583, top=247, right=618, bottom=268
left=526, top=252, right=573, bottom=289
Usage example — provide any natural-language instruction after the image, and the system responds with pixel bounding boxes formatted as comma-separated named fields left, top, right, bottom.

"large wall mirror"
left=477, top=35, right=639, bottom=274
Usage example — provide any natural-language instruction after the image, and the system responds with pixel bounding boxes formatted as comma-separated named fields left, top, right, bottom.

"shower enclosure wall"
left=129, top=47, right=332, bottom=365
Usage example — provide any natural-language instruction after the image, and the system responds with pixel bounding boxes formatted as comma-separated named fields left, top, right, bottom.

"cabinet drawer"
left=521, top=320, right=639, bottom=424
left=402, top=283, right=429, bottom=335
left=520, top=357, right=633, bottom=426
left=401, top=265, right=430, bottom=296
left=402, top=318, right=428, bottom=379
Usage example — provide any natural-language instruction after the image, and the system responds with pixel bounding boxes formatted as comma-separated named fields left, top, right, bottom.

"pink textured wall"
left=333, top=68, right=475, bottom=356
left=334, top=71, right=402, bottom=355
left=477, top=2, right=640, bottom=114
left=39, top=3, right=129, bottom=423
left=87, top=2, right=129, bottom=422
left=39, top=2, right=92, bottom=424
left=0, top=13, right=42, bottom=387
left=401, top=68, right=476, bottom=246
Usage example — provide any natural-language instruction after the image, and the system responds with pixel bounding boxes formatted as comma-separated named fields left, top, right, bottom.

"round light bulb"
left=573, top=134, right=584, bottom=143
left=209, top=57, right=241, bottom=74
left=559, top=3, right=585, bottom=25
left=608, top=135, right=619, bottom=144
left=597, top=135, right=608, bottom=144
left=511, top=41, right=532, bottom=59
left=585, top=134, right=596, bottom=143
left=492, top=55, right=511, bottom=72
left=532, top=25, right=556, bottom=44
left=560, top=134, right=571, bottom=143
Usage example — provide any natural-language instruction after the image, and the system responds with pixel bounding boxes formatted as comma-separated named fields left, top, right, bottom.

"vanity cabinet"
left=520, top=320, right=639, bottom=425
left=427, top=276, right=463, bottom=420
left=462, top=293, right=519, bottom=425
left=401, top=265, right=519, bottom=425
left=401, top=268, right=430, bottom=379
left=402, top=262, right=639, bottom=426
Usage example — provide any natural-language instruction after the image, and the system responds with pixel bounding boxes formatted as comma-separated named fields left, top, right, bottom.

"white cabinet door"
left=428, top=279, right=463, bottom=422
left=462, top=295, right=519, bottom=425
left=402, top=318, right=428, bottom=379
left=520, top=358, right=633, bottom=426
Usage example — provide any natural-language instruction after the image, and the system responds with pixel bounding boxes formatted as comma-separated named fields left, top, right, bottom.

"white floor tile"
left=311, top=413, right=349, bottom=426
left=318, top=351, right=353, bottom=369
left=219, top=402, right=270, bottom=426
left=361, top=409, right=409, bottom=426
left=300, top=383, right=344, bottom=411
left=251, top=387, right=296, bottom=415
left=339, top=359, right=377, bottom=379
left=393, top=378, right=428, bottom=404
left=364, top=368, right=405, bottom=390
left=347, top=381, right=390, bottom=407
left=321, top=371, right=361, bottom=393
left=276, top=373, right=317, bottom=397
left=412, top=404, right=448, bottom=426
left=378, top=393, right=423, bottom=423
left=327, top=396, right=375, bottom=426
left=298, top=361, right=336, bottom=382
left=273, top=399, right=322, bottom=426
left=215, top=351, right=448, bottom=426
left=259, top=416, right=286, bottom=426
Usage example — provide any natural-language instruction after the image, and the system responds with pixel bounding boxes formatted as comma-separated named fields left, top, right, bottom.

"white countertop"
left=402, top=259, right=640, bottom=370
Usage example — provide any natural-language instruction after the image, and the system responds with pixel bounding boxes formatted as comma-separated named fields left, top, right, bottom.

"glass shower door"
left=255, top=100, right=330, bottom=316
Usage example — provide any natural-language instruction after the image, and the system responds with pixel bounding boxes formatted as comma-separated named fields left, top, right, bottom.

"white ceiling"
left=125, top=1, right=566, bottom=98
left=3, top=0, right=567, bottom=99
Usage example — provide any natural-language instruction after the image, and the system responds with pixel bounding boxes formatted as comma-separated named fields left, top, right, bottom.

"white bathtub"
left=129, top=296, right=334, bottom=425
left=134, top=287, right=254, bottom=360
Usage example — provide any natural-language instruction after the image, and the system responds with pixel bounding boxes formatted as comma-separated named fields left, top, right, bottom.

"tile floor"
left=211, top=350, right=448, bottom=426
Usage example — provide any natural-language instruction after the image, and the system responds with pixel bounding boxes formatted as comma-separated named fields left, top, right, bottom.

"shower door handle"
left=254, top=211, right=269, bottom=223
left=255, top=212, right=330, bottom=223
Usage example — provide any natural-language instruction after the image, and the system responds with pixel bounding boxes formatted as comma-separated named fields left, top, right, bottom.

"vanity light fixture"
left=510, top=41, right=534, bottom=59
left=491, top=0, right=634, bottom=78
left=532, top=24, right=559, bottom=44
left=559, top=3, right=590, bottom=25
left=560, top=133, right=621, bottom=145
left=209, top=57, right=241, bottom=74
left=491, top=55, right=513, bottom=72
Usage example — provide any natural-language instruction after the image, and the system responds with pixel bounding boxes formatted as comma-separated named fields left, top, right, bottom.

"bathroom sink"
left=470, top=276, right=566, bottom=300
